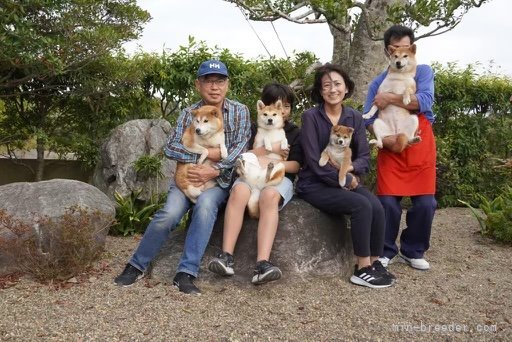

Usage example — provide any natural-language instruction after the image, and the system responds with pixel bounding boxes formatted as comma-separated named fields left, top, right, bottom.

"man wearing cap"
left=114, top=60, right=251, bottom=294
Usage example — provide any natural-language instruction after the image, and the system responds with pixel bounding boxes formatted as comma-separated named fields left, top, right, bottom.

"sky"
left=124, top=0, right=512, bottom=77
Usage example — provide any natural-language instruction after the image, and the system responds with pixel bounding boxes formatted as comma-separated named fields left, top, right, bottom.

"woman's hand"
left=344, top=173, right=359, bottom=190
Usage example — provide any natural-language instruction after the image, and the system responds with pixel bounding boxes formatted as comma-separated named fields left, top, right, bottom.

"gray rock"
left=151, top=198, right=353, bottom=283
left=0, top=179, right=115, bottom=274
left=93, top=119, right=175, bottom=202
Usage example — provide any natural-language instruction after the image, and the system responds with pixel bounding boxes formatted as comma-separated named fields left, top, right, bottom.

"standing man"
left=364, top=25, right=437, bottom=271
left=114, top=60, right=251, bottom=294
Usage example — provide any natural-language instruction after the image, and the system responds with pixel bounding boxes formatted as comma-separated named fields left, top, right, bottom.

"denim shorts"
left=231, top=176, right=294, bottom=210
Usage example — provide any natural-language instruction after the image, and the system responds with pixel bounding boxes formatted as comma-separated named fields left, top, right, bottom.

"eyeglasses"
left=199, top=78, right=228, bottom=87
left=321, top=81, right=344, bottom=91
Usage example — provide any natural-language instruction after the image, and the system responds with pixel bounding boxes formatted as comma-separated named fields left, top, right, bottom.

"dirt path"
left=0, top=207, right=510, bottom=341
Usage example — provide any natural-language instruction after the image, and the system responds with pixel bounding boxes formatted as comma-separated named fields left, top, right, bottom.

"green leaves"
left=459, top=187, right=512, bottom=244
left=134, top=155, right=164, bottom=180
left=0, top=0, right=150, bottom=94
left=111, top=190, right=163, bottom=236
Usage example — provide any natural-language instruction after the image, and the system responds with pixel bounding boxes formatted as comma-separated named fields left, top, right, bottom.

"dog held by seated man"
left=362, top=44, right=421, bottom=152
left=175, top=105, right=228, bottom=202
left=235, top=152, right=285, bottom=218
left=253, top=99, right=288, bottom=160
left=319, top=125, right=354, bottom=188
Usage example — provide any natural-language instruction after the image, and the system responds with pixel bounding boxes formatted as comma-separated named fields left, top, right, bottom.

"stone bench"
left=152, top=198, right=353, bottom=283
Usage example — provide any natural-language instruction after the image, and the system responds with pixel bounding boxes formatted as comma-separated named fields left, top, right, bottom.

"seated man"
left=114, top=59, right=251, bottom=294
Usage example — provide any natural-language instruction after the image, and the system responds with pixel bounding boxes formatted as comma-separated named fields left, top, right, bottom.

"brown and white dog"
left=175, top=105, right=227, bottom=203
left=235, top=152, right=285, bottom=218
left=362, top=44, right=421, bottom=151
left=319, top=125, right=354, bottom=187
left=253, top=100, right=288, bottom=160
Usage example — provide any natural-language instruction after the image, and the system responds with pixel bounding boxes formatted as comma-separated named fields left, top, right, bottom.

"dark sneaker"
left=208, top=251, right=235, bottom=276
left=251, top=260, right=282, bottom=285
left=372, top=260, right=397, bottom=281
left=350, top=265, right=394, bottom=289
left=173, top=272, right=201, bottom=295
left=114, top=264, right=145, bottom=287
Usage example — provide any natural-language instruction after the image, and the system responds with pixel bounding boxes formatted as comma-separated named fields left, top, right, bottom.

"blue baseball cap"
left=197, top=60, right=229, bottom=78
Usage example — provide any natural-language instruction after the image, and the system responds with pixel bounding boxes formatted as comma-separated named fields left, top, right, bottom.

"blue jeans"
left=129, top=184, right=229, bottom=277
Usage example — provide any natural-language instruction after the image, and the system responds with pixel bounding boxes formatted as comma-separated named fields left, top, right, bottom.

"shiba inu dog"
left=319, top=125, right=354, bottom=187
left=362, top=44, right=421, bottom=151
left=253, top=100, right=288, bottom=160
left=235, top=152, right=285, bottom=218
left=175, top=105, right=227, bottom=202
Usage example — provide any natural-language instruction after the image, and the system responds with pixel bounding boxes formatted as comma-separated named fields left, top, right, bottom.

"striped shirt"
left=164, top=98, right=252, bottom=189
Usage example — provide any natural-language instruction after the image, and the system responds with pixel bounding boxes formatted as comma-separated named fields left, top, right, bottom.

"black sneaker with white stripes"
left=350, top=265, right=394, bottom=288
left=251, top=260, right=282, bottom=285
left=372, top=260, right=397, bottom=281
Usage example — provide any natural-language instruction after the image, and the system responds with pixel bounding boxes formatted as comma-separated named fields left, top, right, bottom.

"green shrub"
left=459, top=186, right=512, bottom=244
left=111, top=189, right=191, bottom=236
left=110, top=190, right=165, bottom=236
left=134, top=154, right=164, bottom=180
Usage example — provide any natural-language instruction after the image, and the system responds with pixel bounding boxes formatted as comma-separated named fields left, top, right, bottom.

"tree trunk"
left=35, top=137, right=45, bottom=181
left=330, top=0, right=398, bottom=103
left=330, top=25, right=351, bottom=70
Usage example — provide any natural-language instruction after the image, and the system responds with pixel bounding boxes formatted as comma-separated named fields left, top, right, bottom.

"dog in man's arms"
left=362, top=44, right=421, bottom=152
left=175, top=105, right=227, bottom=203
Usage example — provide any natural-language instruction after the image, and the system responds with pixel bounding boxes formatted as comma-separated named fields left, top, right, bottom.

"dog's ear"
left=275, top=99, right=283, bottom=112
left=410, top=44, right=417, bottom=54
left=210, top=108, right=219, bottom=117
left=191, top=109, right=198, bottom=116
left=387, top=45, right=397, bottom=54
left=257, top=100, right=265, bottom=112
left=347, top=127, right=354, bottom=134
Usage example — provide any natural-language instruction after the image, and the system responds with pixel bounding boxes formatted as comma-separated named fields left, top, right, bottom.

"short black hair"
left=261, top=82, right=294, bottom=108
left=310, top=63, right=355, bottom=104
left=384, top=25, right=415, bottom=47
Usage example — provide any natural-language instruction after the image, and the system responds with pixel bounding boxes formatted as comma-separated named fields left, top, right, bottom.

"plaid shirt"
left=164, top=98, right=251, bottom=189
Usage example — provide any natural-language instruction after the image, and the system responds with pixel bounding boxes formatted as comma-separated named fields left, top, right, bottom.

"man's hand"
left=187, top=164, right=220, bottom=187
left=373, top=92, right=393, bottom=110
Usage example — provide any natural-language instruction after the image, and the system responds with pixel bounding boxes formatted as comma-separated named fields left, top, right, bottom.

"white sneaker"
left=378, top=256, right=393, bottom=268
left=399, top=254, right=430, bottom=270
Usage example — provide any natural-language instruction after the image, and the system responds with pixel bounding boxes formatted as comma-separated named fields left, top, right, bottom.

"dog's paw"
left=409, top=136, right=422, bottom=144
left=368, top=139, right=378, bottom=146
left=403, top=94, right=411, bottom=105
left=339, top=177, right=347, bottom=188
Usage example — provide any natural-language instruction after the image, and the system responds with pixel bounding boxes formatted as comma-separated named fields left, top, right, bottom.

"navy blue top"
left=296, top=104, right=370, bottom=193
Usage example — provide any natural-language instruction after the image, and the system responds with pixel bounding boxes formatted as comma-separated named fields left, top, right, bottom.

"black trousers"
left=298, top=184, right=385, bottom=257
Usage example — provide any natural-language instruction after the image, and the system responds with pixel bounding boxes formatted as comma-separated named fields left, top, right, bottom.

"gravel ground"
left=0, top=207, right=510, bottom=341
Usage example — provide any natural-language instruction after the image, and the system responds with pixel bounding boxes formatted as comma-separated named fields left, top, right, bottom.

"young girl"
left=208, top=83, right=302, bottom=284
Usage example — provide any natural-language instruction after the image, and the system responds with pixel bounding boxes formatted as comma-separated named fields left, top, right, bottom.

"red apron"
left=376, top=114, right=436, bottom=196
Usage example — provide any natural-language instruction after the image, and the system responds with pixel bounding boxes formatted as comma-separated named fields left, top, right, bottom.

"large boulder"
left=152, top=198, right=353, bottom=283
left=0, top=179, right=115, bottom=274
left=93, top=119, right=175, bottom=202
